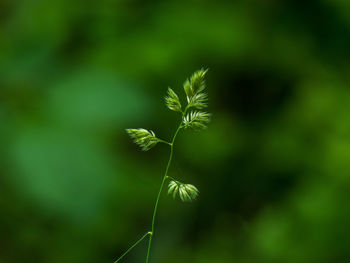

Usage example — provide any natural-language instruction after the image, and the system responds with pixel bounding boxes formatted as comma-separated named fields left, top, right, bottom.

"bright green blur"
left=1, top=0, right=350, bottom=262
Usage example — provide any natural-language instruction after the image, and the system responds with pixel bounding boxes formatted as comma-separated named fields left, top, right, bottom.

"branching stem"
left=113, top=232, right=151, bottom=263
left=114, top=119, right=183, bottom=263
left=119, top=69, right=208, bottom=263
left=145, top=120, right=183, bottom=263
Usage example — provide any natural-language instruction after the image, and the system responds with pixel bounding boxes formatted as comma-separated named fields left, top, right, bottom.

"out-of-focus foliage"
left=1, top=0, right=350, bottom=262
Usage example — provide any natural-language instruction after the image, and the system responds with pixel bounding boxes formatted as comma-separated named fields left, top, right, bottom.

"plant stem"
left=145, top=122, right=183, bottom=263
left=113, top=232, right=151, bottom=263
left=157, top=139, right=172, bottom=146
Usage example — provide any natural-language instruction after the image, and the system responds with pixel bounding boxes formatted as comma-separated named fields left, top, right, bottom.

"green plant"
left=115, top=69, right=211, bottom=263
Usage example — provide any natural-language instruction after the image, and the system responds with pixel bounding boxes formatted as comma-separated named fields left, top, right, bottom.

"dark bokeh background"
left=1, top=0, right=350, bottom=262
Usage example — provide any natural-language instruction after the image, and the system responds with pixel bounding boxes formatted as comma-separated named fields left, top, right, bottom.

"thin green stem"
left=114, top=232, right=151, bottom=263
left=157, top=139, right=172, bottom=146
left=145, top=122, right=183, bottom=263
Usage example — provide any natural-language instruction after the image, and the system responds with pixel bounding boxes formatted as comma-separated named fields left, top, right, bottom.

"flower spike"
left=183, top=68, right=208, bottom=103
left=168, top=180, right=199, bottom=202
left=165, top=87, right=182, bottom=112
left=126, top=128, right=160, bottom=151
left=120, top=69, right=210, bottom=263
left=183, top=111, right=211, bottom=130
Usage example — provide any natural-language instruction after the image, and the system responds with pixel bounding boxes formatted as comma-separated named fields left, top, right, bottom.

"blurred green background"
left=1, top=0, right=350, bottom=262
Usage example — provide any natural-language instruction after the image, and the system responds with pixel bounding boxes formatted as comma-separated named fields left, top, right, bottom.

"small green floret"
left=187, top=92, right=208, bottom=109
left=183, top=68, right=208, bottom=103
left=126, top=128, right=159, bottom=151
left=168, top=180, right=199, bottom=202
left=183, top=111, right=211, bottom=130
left=165, top=87, right=182, bottom=112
